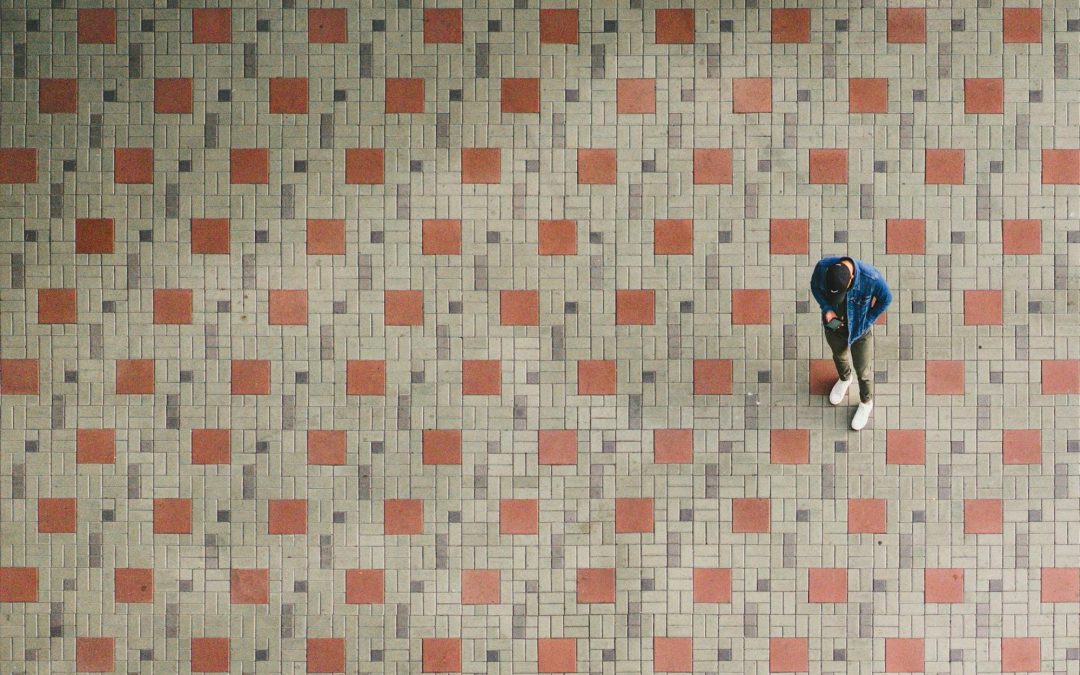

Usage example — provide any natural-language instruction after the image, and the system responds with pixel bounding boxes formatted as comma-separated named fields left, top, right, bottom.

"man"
left=810, top=256, right=893, bottom=431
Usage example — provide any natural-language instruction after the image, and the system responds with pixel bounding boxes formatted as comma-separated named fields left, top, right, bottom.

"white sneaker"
left=851, top=400, right=874, bottom=431
left=829, top=376, right=854, bottom=405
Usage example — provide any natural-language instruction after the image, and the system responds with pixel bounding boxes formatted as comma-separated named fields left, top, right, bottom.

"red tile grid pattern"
left=0, top=3, right=1078, bottom=674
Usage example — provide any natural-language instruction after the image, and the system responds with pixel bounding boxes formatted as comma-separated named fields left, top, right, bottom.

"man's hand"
left=824, top=310, right=837, bottom=322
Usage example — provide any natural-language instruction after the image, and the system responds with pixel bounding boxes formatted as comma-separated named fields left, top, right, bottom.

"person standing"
left=810, top=256, right=893, bottom=430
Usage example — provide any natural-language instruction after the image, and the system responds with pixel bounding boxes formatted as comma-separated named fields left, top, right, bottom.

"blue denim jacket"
left=811, top=257, right=893, bottom=345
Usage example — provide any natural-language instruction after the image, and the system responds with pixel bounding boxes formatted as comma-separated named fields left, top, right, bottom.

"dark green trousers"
left=824, top=327, right=874, bottom=403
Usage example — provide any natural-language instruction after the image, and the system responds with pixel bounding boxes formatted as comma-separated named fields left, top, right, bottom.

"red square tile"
left=269, top=77, right=308, bottom=114
left=692, top=568, right=732, bottom=603
left=769, top=637, right=808, bottom=673
left=384, top=499, right=423, bottom=535
left=849, top=78, right=888, bottom=113
left=153, top=498, right=192, bottom=534
left=191, top=637, right=230, bottom=673
left=192, top=9, right=231, bottom=44
left=386, top=78, right=425, bottom=113
left=422, top=429, right=462, bottom=465
left=538, top=219, right=577, bottom=255
left=77, top=637, right=115, bottom=673
left=769, top=219, right=809, bottom=255
left=500, top=289, right=539, bottom=325
left=461, top=569, right=501, bottom=605
left=39, top=79, right=78, bottom=114
left=577, top=360, right=617, bottom=395
left=965, top=78, right=1004, bottom=114
left=733, top=78, right=772, bottom=113
left=269, top=289, right=308, bottom=326
left=1042, top=149, right=1080, bottom=185
left=885, top=219, right=925, bottom=254
left=0, top=148, right=37, bottom=183
left=693, top=359, right=732, bottom=395
left=346, top=360, right=386, bottom=396
left=500, top=499, right=539, bottom=535
left=153, top=288, right=193, bottom=325
left=1002, top=430, right=1041, bottom=465
left=654, top=637, right=693, bottom=673
left=655, top=9, right=695, bottom=44
left=0, top=568, right=38, bottom=602
left=616, top=289, right=655, bottom=325
left=422, top=219, right=462, bottom=255
left=809, top=148, right=848, bottom=184
left=1042, top=360, right=1080, bottom=395
left=809, top=359, right=836, bottom=395
left=191, top=429, right=231, bottom=465
left=230, top=568, right=269, bottom=604
left=422, top=638, right=461, bottom=673
left=886, top=429, right=925, bottom=465
left=537, top=638, right=577, bottom=673
left=924, top=568, right=964, bottom=604
left=1040, top=568, right=1080, bottom=603
left=38, top=497, right=77, bottom=533
left=808, top=568, right=847, bottom=603
left=772, top=8, right=810, bottom=43
left=230, top=148, right=269, bottom=184
left=115, top=568, right=154, bottom=603
left=540, top=9, right=578, bottom=45
left=615, top=498, right=654, bottom=534
left=345, top=569, right=385, bottom=604
left=462, top=360, right=501, bottom=396
left=307, top=219, right=346, bottom=255
left=654, top=429, right=693, bottom=464
left=576, top=568, right=615, bottom=603
left=38, top=288, right=77, bottom=324
left=462, top=148, right=502, bottom=184
left=925, top=149, right=965, bottom=185
left=538, top=430, right=577, bottom=466
left=116, top=359, right=155, bottom=394
left=1001, top=638, right=1040, bottom=673
left=502, top=78, right=540, bottom=114
left=385, top=290, right=425, bottom=326
left=885, top=638, right=924, bottom=672
left=308, top=9, right=348, bottom=44
left=732, top=289, right=771, bottom=325
left=424, top=8, right=463, bottom=44
left=964, top=289, right=1003, bottom=325
left=2, top=359, right=40, bottom=395
left=268, top=499, right=307, bottom=535
left=617, top=79, right=656, bottom=114
left=887, top=8, right=926, bottom=43
left=191, top=218, right=230, bottom=254
left=114, top=148, right=154, bottom=184
left=577, top=149, right=617, bottom=184
left=925, top=360, right=964, bottom=395
left=964, top=499, right=1003, bottom=534
left=847, top=498, right=887, bottom=534
left=771, top=429, right=810, bottom=465
left=231, top=360, right=271, bottom=395
left=732, top=498, right=770, bottom=533
left=654, top=219, right=694, bottom=255
left=77, top=428, right=116, bottom=464
left=155, top=78, right=194, bottom=114
left=307, top=430, right=346, bottom=466
left=693, top=148, right=733, bottom=184
left=1001, top=219, right=1040, bottom=255
left=307, top=638, right=345, bottom=673
left=345, top=148, right=385, bottom=185
left=1003, top=8, right=1042, bottom=44
left=78, top=9, right=116, bottom=44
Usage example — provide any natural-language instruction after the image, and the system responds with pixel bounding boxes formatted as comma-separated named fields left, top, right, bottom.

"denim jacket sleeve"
left=863, top=274, right=893, bottom=325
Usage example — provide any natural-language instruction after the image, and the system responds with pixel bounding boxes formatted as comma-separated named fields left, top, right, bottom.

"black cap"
left=825, top=262, right=852, bottom=295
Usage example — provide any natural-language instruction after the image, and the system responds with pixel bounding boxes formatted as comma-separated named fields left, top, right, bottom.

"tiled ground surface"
left=1, top=1, right=1079, bottom=673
